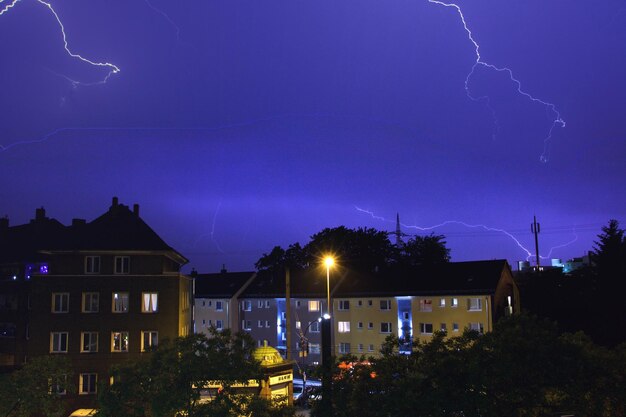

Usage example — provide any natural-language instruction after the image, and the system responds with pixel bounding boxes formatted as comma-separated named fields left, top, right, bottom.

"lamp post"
left=321, top=256, right=334, bottom=417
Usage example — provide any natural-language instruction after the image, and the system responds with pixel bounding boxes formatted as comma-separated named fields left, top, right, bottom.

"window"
left=403, top=312, right=410, bottom=320
left=49, top=375, right=67, bottom=395
left=215, top=301, right=223, bottom=311
left=114, top=256, right=130, bottom=274
left=338, top=300, right=350, bottom=311
left=368, top=322, right=374, bottom=330
left=82, top=292, right=99, bottom=313
left=419, top=299, right=433, bottom=312
left=469, top=322, right=484, bottom=333
left=258, top=300, right=264, bottom=308
left=142, top=331, right=158, bottom=351
left=357, top=321, right=363, bottom=329
left=357, top=300, right=363, bottom=307
left=258, top=320, right=264, bottom=328
left=242, top=320, right=252, bottom=330
left=112, top=293, right=129, bottom=313
left=52, top=293, right=69, bottom=313
left=0, top=323, right=16, bottom=337
left=451, top=298, right=459, bottom=308
left=440, top=323, right=447, bottom=332
left=468, top=298, right=482, bottom=311
left=142, top=293, right=158, bottom=313
left=419, top=323, right=433, bottom=335
left=338, top=321, right=350, bottom=333
left=296, top=300, right=301, bottom=308
left=339, top=343, right=351, bottom=354
left=207, top=300, right=212, bottom=307
left=81, top=332, right=98, bottom=353
left=358, top=343, right=364, bottom=352
left=308, top=300, right=320, bottom=312
left=265, top=300, right=270, bottom=308
left=368, top=344, right=374, bottom=352
left=215, top=320, right=223, bottom=330
left=85, top=256, right=101, bottom=274
left=112, top=332, right=129, bottom=352
left=295, top=321, right=301, bottom=329
left=79, top=373, right=97, bottom=395
left=368, top=300, right=373, bottom=307
left=309, top=343, right=320, bottom=354
left=379, top=300, right=391, bottom=310
left=452, top=322, right=459, bottom=332
left=439, top=298, right=446, bottom=308
left=265, top=320, right=270, bottom=328
left=50, top=332, right=68, bottom=353
left=309, top=321, right=320, bottom=333
left=380, top=322, right=392, bottom=333
left=242, top=300, right=251, bottom=311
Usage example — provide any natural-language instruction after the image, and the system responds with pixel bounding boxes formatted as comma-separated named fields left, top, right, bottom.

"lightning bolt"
left=143, top=0, right=181, bottom=41
left=1, top=0, right=120, bottom=86
left=355, top=206, right=578, bottom=263
left=428, top=0, right=565, bottom=162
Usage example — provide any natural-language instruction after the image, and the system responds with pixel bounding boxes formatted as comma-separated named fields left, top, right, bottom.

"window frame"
left=379, top=299, right=391, bottom=311
left=79, top=373, right=97, bottom=395
left=141, top=292, right=158, bottom=313
left=215, top=300, right=223, bottom=311
left=114, top=256, right=130, bottom=274
left=338, top=321, right=351, bottom=333
left=419, top=322, right=434, bottom=335
left=338, top=300, right=350, bottom=311
left=141, top=330, right=158, bottom=351
left=339, top=342, right=351, bottom=354
left=81, top=331, right=98, bottom=353
left=112, top=292, right=129, bottom=313
left=84, top=256, right=101, bottom=274
left=419, top=299, right=433, bottom=312
left=308, top=300, right=320, bottom=312
left=468, top=298, right=483, bottom=311
left=50, top=332, right=68, bottom=353
left=380, top=322, right=392, bottom=333
left=52, top=293, right=69, bottom=313
left=111, top=331, right=129, bottom=352
left=82, top=292, right=99, bottom=313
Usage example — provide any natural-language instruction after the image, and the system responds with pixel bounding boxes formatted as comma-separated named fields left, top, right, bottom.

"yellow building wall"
left=332, top=297, right=398, bottom=356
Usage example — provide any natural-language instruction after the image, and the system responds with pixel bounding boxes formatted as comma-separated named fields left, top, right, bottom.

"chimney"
left=111, top=196, right=119, bottom=208
left=220, top=264, right=227, bottom=274
left=0, top=216, right=8, bottom=231
left=35, top=207, right=46, bottom=221
left=133, top=203, right=140, bottom=216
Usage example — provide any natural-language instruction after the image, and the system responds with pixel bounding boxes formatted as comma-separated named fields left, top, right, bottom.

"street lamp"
left=323, top=256, right=334, bottom=317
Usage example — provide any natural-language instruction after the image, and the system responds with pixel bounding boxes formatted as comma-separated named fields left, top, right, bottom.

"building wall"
left=195, top=297, right=230, bottom=334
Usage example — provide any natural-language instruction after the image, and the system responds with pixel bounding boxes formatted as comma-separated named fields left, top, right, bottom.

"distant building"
left=196, top=260, right=519, bottom=363
left=517, top=253, right=592, bottom=274
left=0, top=198, right=193, bottom=413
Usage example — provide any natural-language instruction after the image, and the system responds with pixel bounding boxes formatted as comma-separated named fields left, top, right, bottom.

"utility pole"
left=285, top=267, right=291, bottom=360
left=531, top=215, right=541, bottom=268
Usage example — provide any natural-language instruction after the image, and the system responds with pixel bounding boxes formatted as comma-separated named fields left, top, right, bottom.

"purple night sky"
left=1, top=0, right=624, bottom=273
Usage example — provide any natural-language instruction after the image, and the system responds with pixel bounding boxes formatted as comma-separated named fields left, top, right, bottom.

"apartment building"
left=0, top=199, right=193, bottom=413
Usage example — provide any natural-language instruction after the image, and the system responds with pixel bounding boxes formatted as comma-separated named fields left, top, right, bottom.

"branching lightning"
left=0, top=0, right=120, bottom=86
left=143, top=0, right=181, bottom=41
left=355, top=206, right=578, bottom=263
left=427, top=0, right=565, bottom=162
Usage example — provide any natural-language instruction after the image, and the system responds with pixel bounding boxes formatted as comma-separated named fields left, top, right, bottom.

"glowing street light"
left=323, top=256, right=334, bottom=316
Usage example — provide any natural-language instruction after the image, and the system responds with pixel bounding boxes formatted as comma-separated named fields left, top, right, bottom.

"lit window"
left=339, top=343, right=351, bottom=354
left=308, top=300, right=320, bottom=312
left=85, top=256, right=101, bottom=274
left=242, top=301, right=252, bottom=311
left=114, top=256, right=130, bottom=274
left=50, top=332, right=68, bottom=353
left=82, top=292, right=99, bottom=313
left=419, top=323, right=433, bottom=335
left=468, top=298, right=482, bottom=311
left=338, top=321, right=350, bottom=333
left=420, top=299, right=432, bottom=312
left=52, top=293, right=69, bottom=313
left=380, top=300, right=391, bottom=311
left=451, top=298, right=459, bottom=308
left=81, top=332, right=98, bottom=353
left=380, top=322, right=392, bottom=333
left=338, top=300, right=350, bottom=311
left=141, top=331, right=158, bottom=351
left=295, top=321, right=301, bottom=329
left=112, top=293, right=129, bottom=313
left=215, top=301, right=223, bottom=311
left=309, top=343, right=320, bottom=354
left=439, top=298, right=446, bottom=308
left=141, top=293, right=158, bottom=313
left=112, top=332, right=129, bottom=352
left=79, top=373, right=97, bottom=395
left=469, top=322, right=484, bottom=333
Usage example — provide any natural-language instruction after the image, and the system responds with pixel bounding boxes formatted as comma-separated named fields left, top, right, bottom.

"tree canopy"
left=256, top=226, right=450, bottom=272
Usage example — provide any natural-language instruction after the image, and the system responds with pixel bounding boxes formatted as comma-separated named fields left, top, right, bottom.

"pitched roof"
left=237, top=260, right=511, bottom=298
left=195, top=271, right=256, bottom=298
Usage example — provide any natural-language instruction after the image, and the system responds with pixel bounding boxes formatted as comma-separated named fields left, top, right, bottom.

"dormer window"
left=114, top=257, right=130, bottom=274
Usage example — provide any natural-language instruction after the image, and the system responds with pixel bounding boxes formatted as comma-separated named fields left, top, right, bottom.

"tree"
left=592, top=219, right=625, bottom=283
left=399, top=233, right=450, bottom=266
left=96, top=330, right=291, bottom=417
left=0, top=356, right=74, bottom=417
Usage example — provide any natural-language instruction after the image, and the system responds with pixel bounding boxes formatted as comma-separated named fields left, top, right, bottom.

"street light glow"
left=324, top=256, right=334, bottom=268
